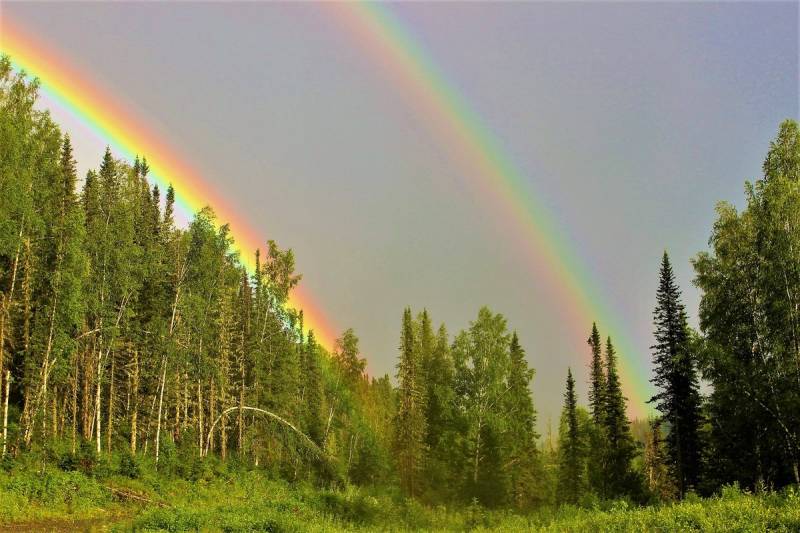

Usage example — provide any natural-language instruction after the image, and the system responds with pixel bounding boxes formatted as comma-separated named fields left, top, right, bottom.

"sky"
left=1, top=1, right=797, bottom=429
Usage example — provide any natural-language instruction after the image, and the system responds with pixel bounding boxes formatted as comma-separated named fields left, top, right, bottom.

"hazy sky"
left=2, top=2, right=797, bottom=427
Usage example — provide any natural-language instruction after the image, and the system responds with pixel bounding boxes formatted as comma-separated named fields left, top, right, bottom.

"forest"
left=1, top=55, right=800, bottom=530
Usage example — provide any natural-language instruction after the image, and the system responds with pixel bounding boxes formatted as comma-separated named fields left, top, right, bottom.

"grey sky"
left=2, top=1, right=797, bottom=427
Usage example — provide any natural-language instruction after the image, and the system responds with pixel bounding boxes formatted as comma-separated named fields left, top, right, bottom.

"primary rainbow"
left=2, top=8, right=653, bottom=416
left=0, top=22, right=339, bottom=350
left=334, top=3, right=652, bottom=417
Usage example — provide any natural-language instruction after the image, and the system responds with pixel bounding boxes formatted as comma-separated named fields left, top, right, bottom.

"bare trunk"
left=95, top=352, right=102, bottom=454
left=130, top=349, right=139, bottom=454
left=71, top=364, right=78, bottom=453
left=238, top=361, right=244, bottom=453
left=0, top=221, right=25, bottom=401
left=183, top=376, right=188, bottom=433
left=173, top=371, right=181, bottom=440
left=154, top=356, right=167, bottom=464
left=107, top=352, right=115, bottom=454
left=82, top=347, right=92, bottom=440
left=2, top=371, right=10, bottom=457
left=197, top=380, right=203, bottom=456
left=473, top=414, right=483, bottom=484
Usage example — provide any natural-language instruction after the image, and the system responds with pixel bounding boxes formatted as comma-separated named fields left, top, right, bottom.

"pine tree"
left=393, top=307, right=427, bottom=496
left=650, top=252, right=701, bottom=497
left=557, top=368, right=583, bottom=504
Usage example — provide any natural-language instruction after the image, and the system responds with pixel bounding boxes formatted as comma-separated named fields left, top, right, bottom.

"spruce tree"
left=557, top=368, right=584, bottom=504
left=602, top=337, right=638, bottom=498
left=393, top=307, right=426, bottom=496
left=586, top=322, right=607, bottom=496
left=503, top=332, right=541, bottom=509
left=587, top=323, right=605, bottom=424
left=302, top=330, right=324, bottom=446
left=650, top=252, right=701, bottom=496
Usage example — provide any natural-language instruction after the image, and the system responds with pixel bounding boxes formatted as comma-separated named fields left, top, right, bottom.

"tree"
left=586, top=322, right=607, bottom=496
left=556, top=368, right=584, bottom=504
left=452, top=307, right=511, bottom=505
left=650, top=252, right=702, bottom=497
left=421, top=322, right=456, bottom=500
left=587, top=323, right=605, bottom=424
left=644, top=420, right=676, bottom=501
left=601, top=337, right=639, bottom=498
left=333, top=329, right=365, bottom=389
left=503, top=332, right=542, bottom=509
left=393, top=307, right=427, bottom=496
left=693, top=120, right=800, bottom=489
left=302, top=330, right=324, bottom=446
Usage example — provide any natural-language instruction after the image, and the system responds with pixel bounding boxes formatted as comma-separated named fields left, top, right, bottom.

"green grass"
left=1, top=451, right=798, bottom=531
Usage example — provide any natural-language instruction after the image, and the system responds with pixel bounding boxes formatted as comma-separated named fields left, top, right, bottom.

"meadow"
left=1, top=450, right=798, bottom=532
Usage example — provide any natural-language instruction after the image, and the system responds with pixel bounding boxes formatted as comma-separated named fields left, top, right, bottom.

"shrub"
left=118, top=450, right=140, bottom=479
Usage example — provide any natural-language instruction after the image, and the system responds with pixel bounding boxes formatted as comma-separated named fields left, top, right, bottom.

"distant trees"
left=389, top=306, right=544, bottom=508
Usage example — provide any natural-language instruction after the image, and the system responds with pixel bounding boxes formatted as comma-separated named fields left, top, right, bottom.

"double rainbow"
left=2, top=7, right=652, bottom=416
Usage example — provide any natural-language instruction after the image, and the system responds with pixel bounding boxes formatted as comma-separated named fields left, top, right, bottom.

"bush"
left=118, top=450, right=140, bottom=479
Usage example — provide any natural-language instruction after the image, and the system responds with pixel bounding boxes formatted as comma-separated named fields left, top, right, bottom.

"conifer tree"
left=587, top=323, right=605, bottom=424
left=644, top=420, right=676, bottom=500
left=302, top=330, right=324, bottom=446
left=602, top=337, right=639, bottom=498
left=557, top=368, right=583, bottom=504
left=586, top=322, right=606, bottom=496
left=393, top=307, right=426, bottom=496
left=503, top=332, right=541, bottom=509
left=650, top=252, right=701, bottom=497
left=334, top=328, right=366, bottom=389
left=422, top=323, right=455, bottom=497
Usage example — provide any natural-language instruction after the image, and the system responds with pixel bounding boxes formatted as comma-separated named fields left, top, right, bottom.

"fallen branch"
left=106, top=485, right=168, bottom=508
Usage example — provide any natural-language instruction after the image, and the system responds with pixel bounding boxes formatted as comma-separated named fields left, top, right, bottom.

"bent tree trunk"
left=205, top=406, right=327, bottom=462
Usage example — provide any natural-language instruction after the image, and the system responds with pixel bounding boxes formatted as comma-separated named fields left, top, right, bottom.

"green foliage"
left=650, top=252, right=702, bottom=497
left=393, top=307, right=427, bottom=497
left=557, top=368, right=585, bottom=504
left=693, top=119, right=800, bottom=489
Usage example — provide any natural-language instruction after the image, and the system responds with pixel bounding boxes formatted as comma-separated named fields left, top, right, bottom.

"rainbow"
left=0, top=22, right=339, bottom=349
left=333, top=3, right=652, bottom=417
left=2, top=9, right=653, bottom=416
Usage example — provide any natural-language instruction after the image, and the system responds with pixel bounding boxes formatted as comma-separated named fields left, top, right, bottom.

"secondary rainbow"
left=334, top=3, right=652, bottom=417
left=0, top=23, right=338, bottom=350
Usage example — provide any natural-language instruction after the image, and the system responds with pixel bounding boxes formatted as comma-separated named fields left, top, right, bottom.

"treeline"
left=0, top=57, right=394, bottom=486
left=2, top=55, right=799, bottom=511
left=548, top=120, right=800, bottom=506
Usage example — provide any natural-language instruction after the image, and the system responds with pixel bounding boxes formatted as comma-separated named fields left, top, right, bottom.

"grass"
left=0, top=449, right=798, bottom=531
